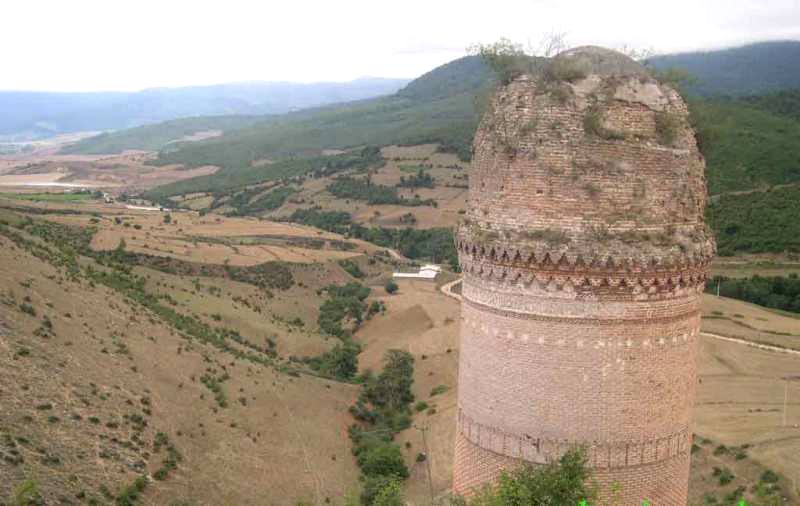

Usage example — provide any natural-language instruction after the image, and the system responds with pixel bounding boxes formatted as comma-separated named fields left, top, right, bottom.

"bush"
left=655, top=111, right=680, bottom=146
left=472, top=38, right=531, bottom=85
left=761, top=469, right=780, bottom=483
left=544, top=57, right=589, bottom=82
left=430, top=384, right=449, bottom=396
left=309, top=343, right=360, bottom=381
left=361, top=475, right=403, bottom=506
left=712, top=466, right=735, bottom=486
left=468, top=449, right=592, bottom=505
left=583, top=106, right=625, bottom=140
left=356, top=441, right=409, bottom=479
left=19, top=303, right=36, bottom=316
left=339, top=259, right=365, bottom=279
left=371, top=477, right=404, bottom=506
left=384, top=280, right=398, bottom=294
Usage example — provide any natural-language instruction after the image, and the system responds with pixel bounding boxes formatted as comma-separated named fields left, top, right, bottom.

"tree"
left=385, top=280, right=398, bottom=294
left=466, top=449, right=594, bottom=506
left=163, top=213, right=172, bottom=224
left=469, top=38, right=530, bottom=84
left=357, top=442, right=409, bottom=479
left=372, top=477, right=404, bottom=506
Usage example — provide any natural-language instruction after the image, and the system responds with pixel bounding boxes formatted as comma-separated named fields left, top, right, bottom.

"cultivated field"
left=0, top=142, right=218, bottom=192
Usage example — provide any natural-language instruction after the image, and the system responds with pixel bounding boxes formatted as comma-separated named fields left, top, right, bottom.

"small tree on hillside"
left=385, top=280, right=398, bottom=294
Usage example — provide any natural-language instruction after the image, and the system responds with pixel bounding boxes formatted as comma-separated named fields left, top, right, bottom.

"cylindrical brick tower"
left=453, top=47, right=715, bottom=504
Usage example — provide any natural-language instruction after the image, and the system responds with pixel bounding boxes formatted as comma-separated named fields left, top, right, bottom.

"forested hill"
left=65, top=56, right=491, bottom=161
left=647, top=40, right=800, bottom=96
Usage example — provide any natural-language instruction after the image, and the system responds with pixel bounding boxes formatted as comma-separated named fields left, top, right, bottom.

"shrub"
left=19, top=303, right=36, bottom=316
left=13, top=479, right=43, bottom=506
left=361, top=475, right=403, bottom=506
left=356, top=442, right=409, bottom=479
left=472, top=38, right=531, bottom=85
left=469, top=449, right=592, bottom=505
left=583, top=106, right=625, bottom=140
left=544, top=57, right=589, bottom=82
left=430, top=385, right=449, bottom=396
left=712, top=466, right=735, bottom=485
left=339, top=259, right=365, bottom=279
left=309, top=343, right=360, bottom=381
left=414, top=401, right=429, bottom=412
left=384, top=280, right=398, bottom=294
left=655, top=111, right=680, bottom=146
left=761, top=469, right=780, bottom=483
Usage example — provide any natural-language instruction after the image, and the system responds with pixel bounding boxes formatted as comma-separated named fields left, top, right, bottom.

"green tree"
left=470, top=38, right=530, bottom=84
left=467, top=449, right=593, bottom=506
left=372, top=477, right=404, bottom=506
left=385, top=280, right=398, bottom=294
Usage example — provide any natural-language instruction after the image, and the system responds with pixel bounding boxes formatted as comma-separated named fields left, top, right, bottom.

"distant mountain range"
left=0, top=78, right=410, bottom=142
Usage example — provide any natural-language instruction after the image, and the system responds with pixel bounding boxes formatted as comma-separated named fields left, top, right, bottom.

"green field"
left=0, top=192, right=94, bottom=202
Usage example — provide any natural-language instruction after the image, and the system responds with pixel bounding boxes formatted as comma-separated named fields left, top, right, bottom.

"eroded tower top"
left=459, top=46, right=715, bottom=270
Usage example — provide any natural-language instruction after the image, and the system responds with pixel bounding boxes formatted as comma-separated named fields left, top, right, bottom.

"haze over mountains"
left=0, top=78, right=409, bottom=142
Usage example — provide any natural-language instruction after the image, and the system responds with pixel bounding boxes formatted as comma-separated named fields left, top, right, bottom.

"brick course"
left=453, top=47, right=715, bottom=505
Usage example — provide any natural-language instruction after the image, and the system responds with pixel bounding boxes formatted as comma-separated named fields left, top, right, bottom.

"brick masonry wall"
left=453, top=49, right=714, bottom=505
left=453, top=431, right=691, bottom=505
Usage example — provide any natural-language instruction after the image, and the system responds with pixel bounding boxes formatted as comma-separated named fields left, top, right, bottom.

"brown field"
left=264, top=144, right=468, bottom=229
left=10, top=201, right=384, bottom=266
left=0, top=145, right=218, bottom=192
left=702, top=294, right=800, bottom=350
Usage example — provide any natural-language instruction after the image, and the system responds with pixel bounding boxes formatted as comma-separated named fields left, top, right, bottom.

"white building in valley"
left=392, top=264, right=441, bottom=280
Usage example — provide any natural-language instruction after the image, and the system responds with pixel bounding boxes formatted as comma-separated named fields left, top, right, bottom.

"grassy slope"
left=0, top=206, right=393, bottom=504
left=59, top=115, right=263, bottom=154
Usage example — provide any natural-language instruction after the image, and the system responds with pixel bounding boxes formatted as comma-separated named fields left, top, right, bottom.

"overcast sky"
left=3, top=0, right=799, bottom=92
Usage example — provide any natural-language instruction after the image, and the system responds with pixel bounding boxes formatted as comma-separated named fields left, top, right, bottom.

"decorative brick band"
left=457, top=408, right=691, bottom=469
left=455, top=235, right=715, bottom=274
left=461, top=304, right=699, bottom=351
left=459, top=256, right=709, bottom=299
left=461, top=296, right=701, bottom=329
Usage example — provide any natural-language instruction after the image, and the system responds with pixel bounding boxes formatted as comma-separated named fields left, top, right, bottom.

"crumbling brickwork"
left=453, top=47, right=715, bottom=505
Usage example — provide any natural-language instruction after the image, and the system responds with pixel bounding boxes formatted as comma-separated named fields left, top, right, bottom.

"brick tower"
left=453, top=47, right=715, bottom=504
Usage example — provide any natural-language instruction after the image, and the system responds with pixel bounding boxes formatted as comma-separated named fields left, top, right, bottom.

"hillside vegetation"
left=59, top=115, right=263, bottom=154
left=707, top=184, right=800, bottom=256
left=647, top=41, right=800, bottom=96
left=77, top=43, right=800, bottom=259
left=690, top=96, right=800, bottom=194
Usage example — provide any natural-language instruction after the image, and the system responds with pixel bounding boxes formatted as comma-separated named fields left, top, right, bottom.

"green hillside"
left=60, top=115, right=263, bottom=154
left=647, top=41, right=800, bottom=96
left=707, top=184, right=800, bottom=256
left=133, top=47, right=800, bottom=258
left=690, top=96, right=800, bottom=194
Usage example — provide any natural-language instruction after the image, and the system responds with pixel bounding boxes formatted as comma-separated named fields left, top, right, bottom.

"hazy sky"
left=4, top=0, right=799, bottom=92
